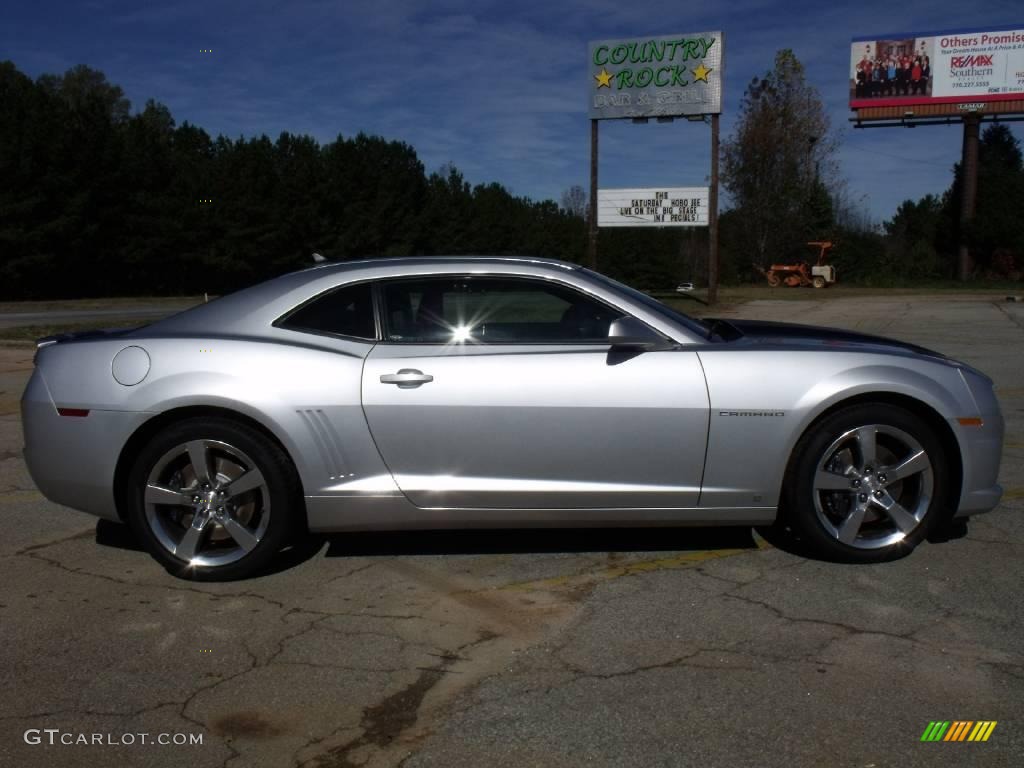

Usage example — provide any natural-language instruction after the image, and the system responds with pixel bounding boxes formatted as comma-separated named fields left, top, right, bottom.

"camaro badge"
left=718, top=410, right=785, bottom=417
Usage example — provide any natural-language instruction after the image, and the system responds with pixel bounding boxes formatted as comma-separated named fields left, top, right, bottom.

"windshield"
left=581, top=268, right=711, bottom=339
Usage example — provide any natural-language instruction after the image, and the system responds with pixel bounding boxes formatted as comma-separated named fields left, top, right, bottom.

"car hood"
left=708, top=318, right=947, bottom=359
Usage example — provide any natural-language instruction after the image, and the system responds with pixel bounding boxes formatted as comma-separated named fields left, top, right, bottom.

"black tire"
left=782, top=403, right=949, bottom=563
left=126, top=417, right=301, bottom=580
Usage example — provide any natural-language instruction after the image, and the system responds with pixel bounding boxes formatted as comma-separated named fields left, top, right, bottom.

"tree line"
left=1, top=57, right=1021, bottom=300
left=0, top=61, right=586, bottom=299
left=875, top=126, right=1024, bottom=282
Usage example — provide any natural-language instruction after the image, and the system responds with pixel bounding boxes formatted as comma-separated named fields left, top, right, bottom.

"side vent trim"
left=296, top=409, right=348, bottom=480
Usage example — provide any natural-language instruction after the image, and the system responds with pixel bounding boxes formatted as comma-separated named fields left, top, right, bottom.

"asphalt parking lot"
left=1, top=293, right=1022, bottom=768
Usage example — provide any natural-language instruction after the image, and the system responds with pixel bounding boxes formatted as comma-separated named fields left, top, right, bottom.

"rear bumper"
left=21, top=368, right=150, bottom=522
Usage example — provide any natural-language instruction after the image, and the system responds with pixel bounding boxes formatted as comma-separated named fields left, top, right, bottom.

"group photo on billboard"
left=850, top=36, right=934, bottom=103
left=849, top=25, right=1024, bottom=108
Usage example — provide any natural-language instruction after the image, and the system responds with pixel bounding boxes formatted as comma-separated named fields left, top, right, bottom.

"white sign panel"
left=598, top=187, right=709, bottom=227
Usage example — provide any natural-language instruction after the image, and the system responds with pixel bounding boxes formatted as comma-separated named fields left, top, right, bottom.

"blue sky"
left=4, top=0, right=1022, bottom=222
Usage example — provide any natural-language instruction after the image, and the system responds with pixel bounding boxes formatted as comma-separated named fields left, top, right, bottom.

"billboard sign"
left=849, top=26, right=1024, bottom=109
left=589, top=32, right=723, bottom=119
left=597, top=188, right=709, bottom=227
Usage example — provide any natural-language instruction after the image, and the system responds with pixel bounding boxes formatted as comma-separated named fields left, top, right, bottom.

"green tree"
left=722, top=49, right=838, bottom=273
left=953, top=125, right=1024, bottom=275
left=37, top=64, right=130, bottom=124
left=319, top=133, right=427, bottom=260
left=560, top=185, right=587, bottom=218
left=0, top=61, right=64, bottom=296
left=882, top=195, right=945, bottom=280
left=888, top=124, right=1024, bottom=280
left=420, top=165, right=474, bottom=254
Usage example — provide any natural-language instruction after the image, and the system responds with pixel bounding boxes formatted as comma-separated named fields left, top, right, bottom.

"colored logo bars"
left=921, top=721, right=997, bottom=742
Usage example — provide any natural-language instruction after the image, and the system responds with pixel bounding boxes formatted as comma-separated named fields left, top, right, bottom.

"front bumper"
left=953, top=370, right=1005, bottom=517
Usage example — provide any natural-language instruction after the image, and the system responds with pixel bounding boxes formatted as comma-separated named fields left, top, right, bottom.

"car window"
left=281, top=282, right=376, bottom=339
left=582, top=268, right=711, bottom=339
left=380, top=277, right=624, bottom=344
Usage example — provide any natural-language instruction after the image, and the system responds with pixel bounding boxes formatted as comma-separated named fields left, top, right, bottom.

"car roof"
left=142, top=255, right=585, bottom=337
left=300, top=255, right=581, bottom=275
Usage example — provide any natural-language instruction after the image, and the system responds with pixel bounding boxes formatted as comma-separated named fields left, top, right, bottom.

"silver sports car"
left=21, top=257, right=1003, bottom=579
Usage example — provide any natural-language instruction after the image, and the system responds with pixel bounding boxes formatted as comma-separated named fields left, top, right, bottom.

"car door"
left=360, top=275, right=710, bottom=509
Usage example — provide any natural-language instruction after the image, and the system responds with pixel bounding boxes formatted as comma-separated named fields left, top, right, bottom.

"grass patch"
left=651, top=281, right=1023, bottom=318
left=0, top=296, right=206, bottom=314
left=651, top=282, right=1022, bottom=310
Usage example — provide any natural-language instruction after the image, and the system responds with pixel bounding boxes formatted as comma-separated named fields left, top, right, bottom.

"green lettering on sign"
left=588, top=32, right=722, bottom=118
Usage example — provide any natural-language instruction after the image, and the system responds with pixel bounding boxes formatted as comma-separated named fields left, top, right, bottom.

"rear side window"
left=281, top=283, right=376, bottom=340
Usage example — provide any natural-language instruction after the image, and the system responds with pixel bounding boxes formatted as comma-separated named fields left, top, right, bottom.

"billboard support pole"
left=707, top=113, right=720, bottom=305
left=957, top=113, right=980, bottom=281
left=588, top=119, right=599, bottom=269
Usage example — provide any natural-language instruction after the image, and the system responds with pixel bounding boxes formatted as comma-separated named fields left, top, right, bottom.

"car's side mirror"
left=607, top=317, right=666, bottom=348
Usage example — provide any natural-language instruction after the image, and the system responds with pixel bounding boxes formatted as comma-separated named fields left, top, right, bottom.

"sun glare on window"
left=450, top=325, right=473, bottom=342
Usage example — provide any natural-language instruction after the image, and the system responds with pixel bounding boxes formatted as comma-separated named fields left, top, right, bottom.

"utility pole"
left=707, top=113, right=720, bottom=304
left=957, top=113, right=980, bottom=281
left=588, top=119, right=599, bottom=269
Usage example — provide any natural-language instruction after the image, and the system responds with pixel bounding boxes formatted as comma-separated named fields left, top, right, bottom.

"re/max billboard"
left=849, top=25, right=1024, bottom=109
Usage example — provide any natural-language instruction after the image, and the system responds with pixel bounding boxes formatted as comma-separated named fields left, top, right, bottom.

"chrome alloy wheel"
left=812, top=424, right=934, bottom=550
left=144, top=439, right=271, bottom=567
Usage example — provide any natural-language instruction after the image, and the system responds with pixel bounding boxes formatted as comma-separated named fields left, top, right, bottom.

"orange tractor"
left=758, top=241, right=837, bottom=288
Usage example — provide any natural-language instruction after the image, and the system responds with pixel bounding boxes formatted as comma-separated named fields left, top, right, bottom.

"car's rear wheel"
left=783, top=403, right=949, bottom=562
left=126, top=417, right=300, bottom=580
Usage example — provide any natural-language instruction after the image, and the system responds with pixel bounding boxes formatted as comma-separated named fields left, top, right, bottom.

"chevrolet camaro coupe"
left=22, top=257, right=1003, bottom=579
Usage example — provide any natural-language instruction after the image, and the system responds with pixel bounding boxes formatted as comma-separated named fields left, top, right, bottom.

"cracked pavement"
left=0, top=293, right=1022, bottom=767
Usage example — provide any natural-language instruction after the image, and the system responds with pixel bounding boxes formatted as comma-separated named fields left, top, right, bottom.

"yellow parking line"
left=500, top=548, right=750, bottom=593
left=0, top=490, right=43, bottom=502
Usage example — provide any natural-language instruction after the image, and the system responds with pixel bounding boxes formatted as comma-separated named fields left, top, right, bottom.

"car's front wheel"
left=783, top=403, right=950, bottom=562
left=126, top=417, right=300, bottom=580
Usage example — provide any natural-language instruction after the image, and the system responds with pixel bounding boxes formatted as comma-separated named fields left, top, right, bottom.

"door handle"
left=380, top=368, right=434, bottom=388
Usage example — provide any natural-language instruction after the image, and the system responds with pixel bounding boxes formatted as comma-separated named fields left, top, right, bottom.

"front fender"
left=697, top=351, right=975, bottom=509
